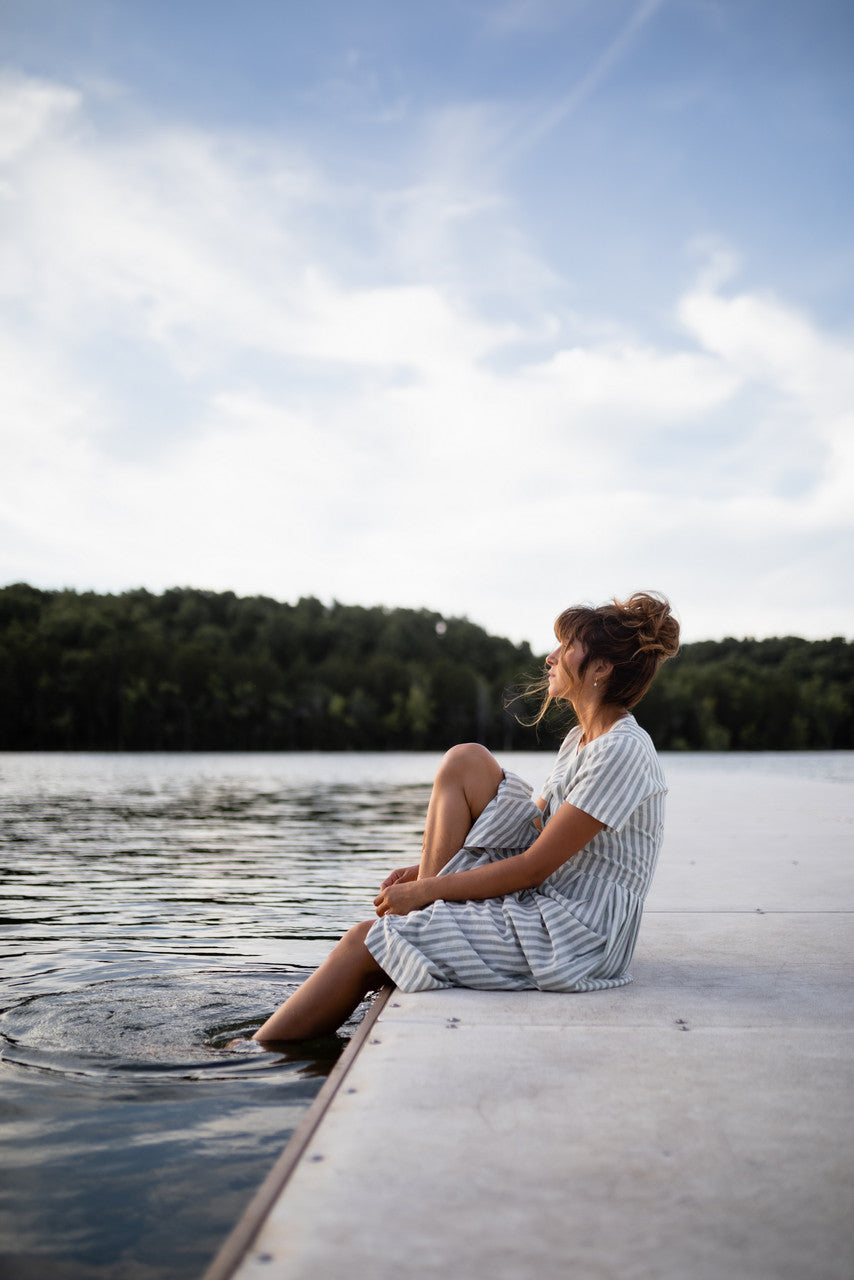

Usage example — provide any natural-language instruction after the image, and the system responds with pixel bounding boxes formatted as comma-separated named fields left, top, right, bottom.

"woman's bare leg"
left=252, top=921, right=386, bottom=1043
left=250, top=745, right=501, bottom=1044
left=419, top=743, right=504, bottom=878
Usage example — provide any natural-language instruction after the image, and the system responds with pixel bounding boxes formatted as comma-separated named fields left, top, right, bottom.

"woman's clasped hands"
left=374, top=864, right=431, bottom=917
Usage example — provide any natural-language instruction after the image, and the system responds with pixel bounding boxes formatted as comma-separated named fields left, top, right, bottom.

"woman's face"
left=546, top=634, right=586, bottom=701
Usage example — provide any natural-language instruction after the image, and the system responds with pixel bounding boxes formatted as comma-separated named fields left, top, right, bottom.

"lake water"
left=2, top=749, right=853, bottom=1279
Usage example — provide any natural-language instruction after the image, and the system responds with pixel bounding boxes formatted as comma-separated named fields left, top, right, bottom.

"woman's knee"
left=436, top=742, right=502, bottom=785
left=339, top=920, right=383, bottom=971
left=437, top=742, right=503, bottom=810
left=342, top=920, right=374, bottom=948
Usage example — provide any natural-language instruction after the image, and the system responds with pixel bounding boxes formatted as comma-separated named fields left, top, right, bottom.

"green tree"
left=1, top=584, right=851, bottom=752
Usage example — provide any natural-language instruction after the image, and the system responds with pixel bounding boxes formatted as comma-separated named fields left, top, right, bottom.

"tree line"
left=0, top=584, right=851, bottom=752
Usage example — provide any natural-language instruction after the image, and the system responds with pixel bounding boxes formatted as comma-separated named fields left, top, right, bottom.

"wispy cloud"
left=499, top=0, right=668, bottom=161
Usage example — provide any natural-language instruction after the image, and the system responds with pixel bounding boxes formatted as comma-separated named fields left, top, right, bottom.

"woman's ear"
left=592, top=660, right=613, bottom=683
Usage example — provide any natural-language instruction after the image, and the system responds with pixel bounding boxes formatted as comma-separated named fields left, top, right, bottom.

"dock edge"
left=201, top=983, right=393, bottom=1280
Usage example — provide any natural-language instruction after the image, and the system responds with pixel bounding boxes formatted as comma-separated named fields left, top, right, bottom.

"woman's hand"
left=374, top=877, right=434, bottom=917
left=379, top=864, right=419, bottom=890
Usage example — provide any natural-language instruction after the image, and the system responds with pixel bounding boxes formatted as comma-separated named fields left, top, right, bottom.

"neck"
left=574, top=700, right=628, bottom=745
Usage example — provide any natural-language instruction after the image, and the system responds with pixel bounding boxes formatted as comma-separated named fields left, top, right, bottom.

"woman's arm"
left=373, top=802, right=603, bottom=916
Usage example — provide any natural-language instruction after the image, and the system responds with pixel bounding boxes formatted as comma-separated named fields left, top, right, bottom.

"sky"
left=1, top=0, right=852, bottom=648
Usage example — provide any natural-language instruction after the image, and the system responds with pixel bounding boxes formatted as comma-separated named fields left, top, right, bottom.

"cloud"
left=679, top=280, right=854, bottom=525
left=0, top=71, right=852, bottom=643
left=0, top=73, right=80, bottom=163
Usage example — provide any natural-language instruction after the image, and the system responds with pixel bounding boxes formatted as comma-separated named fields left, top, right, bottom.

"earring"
left=593, top=680, right=598, bottom=687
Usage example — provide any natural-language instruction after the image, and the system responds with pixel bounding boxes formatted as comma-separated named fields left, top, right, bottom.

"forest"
left=1, top=583, right=852, bottom=753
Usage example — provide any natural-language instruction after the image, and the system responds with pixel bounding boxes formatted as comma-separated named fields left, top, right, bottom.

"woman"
left=251, top=591, right=679, bottom=1043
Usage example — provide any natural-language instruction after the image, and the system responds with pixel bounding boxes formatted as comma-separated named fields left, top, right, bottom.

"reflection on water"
left=0, top=752, right=485, bottom=1280
left=0, top=966, right=344, bottom=1280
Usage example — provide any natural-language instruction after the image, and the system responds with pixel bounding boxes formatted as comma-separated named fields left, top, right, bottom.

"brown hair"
left=537, top=591, right=680, bottom=719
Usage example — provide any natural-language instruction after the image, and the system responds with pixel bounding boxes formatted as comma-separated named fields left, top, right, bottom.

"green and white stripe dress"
left=365, top=715, right=667, bottom=992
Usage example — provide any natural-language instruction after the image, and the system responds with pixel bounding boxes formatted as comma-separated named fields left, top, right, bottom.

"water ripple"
left=0, top=750, right=556, bottom=1280
left=0, top=966, right=354, bottom=1082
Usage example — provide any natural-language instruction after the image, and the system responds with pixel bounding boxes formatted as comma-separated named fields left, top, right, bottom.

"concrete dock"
left=205, top=764, right=854, bottom=1280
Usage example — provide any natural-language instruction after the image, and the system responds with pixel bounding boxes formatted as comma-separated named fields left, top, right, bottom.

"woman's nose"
left=546, top=647, right=559, bottom=667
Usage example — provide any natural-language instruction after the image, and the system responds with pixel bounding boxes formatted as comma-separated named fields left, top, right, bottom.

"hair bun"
left=614, top=592, right=681, bottom=661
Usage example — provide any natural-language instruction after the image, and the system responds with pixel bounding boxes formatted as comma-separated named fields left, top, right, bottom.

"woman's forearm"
left=374, top=853, right=536, bottom=915
left=419, top=803, right=605, bottom=906
left=420, top=851, right=540, bottom=904
left=373, top=804, right=604, bottom=917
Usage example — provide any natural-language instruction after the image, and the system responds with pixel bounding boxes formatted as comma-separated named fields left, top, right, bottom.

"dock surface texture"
left=206, top=766, right=854, bottom=1280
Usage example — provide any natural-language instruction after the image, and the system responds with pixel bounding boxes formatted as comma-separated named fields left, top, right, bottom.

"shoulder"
left=584, top=716, right=660, bottom=771
left=567, top=716, right=666, bottom=825
left=610, top=715, right=656, bottom=753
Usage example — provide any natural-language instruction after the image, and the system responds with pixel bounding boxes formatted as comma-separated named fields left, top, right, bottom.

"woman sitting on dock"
left=251, top=591, right=680, bottom=1042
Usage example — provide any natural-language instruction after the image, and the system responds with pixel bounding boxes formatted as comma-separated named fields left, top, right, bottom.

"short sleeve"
left=564, top=728, right=664, bottom=831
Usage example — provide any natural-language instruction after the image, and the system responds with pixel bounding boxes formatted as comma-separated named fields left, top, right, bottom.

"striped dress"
left=365, top=715, right=667, bottom=992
